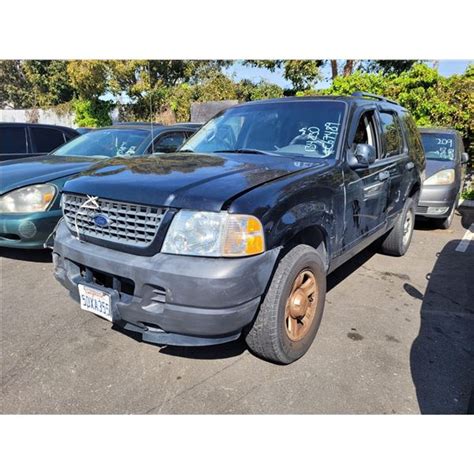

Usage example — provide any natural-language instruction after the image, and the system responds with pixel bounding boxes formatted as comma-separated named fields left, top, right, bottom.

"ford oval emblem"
left=93, top=214, right=110, bottom=228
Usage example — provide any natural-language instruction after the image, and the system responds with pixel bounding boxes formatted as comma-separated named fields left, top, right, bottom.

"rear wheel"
left=245, top=244, right=326, bottom=364
left=380, top=197, right=415, bottom=256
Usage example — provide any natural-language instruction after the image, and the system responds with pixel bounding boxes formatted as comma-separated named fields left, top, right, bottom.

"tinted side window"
left=379, top=112, right=403, bottom=158
left=400, top=112, right=424, bottom=158
left=353, top=110, right=379, bottom=157
left=153, top=132, right=187, bottom=153
left=0, top=127, right=28, bottom=154
left=30, top=127, right=65, bottom=153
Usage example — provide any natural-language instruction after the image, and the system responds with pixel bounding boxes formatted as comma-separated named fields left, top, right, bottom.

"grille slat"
left=62, top=194, right=165, bottom=248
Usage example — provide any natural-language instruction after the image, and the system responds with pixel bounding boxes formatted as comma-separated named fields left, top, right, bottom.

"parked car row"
left=0, top=95, right=469, bottom=363
left=0, top=123, right=200, bottom=248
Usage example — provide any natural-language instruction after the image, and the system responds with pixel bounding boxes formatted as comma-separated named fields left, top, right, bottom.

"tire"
left=380, top=197, right=415, bottom=256
left=438, top=199, right=457, bottom=230
left=245, top=244, right=327, bottom=364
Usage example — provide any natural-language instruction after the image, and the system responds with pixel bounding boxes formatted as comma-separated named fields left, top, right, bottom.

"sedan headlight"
left=162, top=210, right=265, bottom=257
left=0, top=184, right=56, bottom=213
left=424, top=169, right=455, bottom=186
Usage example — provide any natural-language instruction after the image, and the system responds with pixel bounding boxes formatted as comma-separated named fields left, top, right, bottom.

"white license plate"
left=78, top=284, right=112, bottom=322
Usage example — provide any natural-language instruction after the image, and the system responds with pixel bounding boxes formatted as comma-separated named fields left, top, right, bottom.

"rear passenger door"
left=376, top=108, right=410, bottom=217
left=0, top=125, right=30, bottom=161
left=29, top=126, right=67, bottom=155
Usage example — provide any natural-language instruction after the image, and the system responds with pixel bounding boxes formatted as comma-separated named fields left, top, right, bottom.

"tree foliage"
left=0, top=60, right=74, bottom=108
left=244, top=60, right=323, bottom=91
left=324, top=63, right=473, bottom=152
left=0, top=60, right=471, bottom=152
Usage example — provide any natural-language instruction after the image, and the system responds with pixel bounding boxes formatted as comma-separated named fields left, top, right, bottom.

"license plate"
left=78, top=284, right=112, bottom=322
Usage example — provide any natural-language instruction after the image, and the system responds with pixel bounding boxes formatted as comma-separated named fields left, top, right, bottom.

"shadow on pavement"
left=415, top=207, right=473, bottom=232
left=113, top=324, right=247, bottom=360
left=408, top=239, right=474, bottom=414
left=459, top=206, right=474, bottom=230
left=0, top=247, right=52, bottom=263
left=327, top=242, right=378, bottom=292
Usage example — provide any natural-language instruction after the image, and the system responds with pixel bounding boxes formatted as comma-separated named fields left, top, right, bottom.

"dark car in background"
left=416, top=127, right=469, bottom=228
left=0, top=122, right=79, bottom=162
left=52, top=93, right=425, bottom=364
left=0, top=123, right=199, bottom=249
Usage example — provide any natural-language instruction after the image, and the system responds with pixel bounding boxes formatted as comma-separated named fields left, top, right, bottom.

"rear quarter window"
left=0, top=126, right=28, bottom=154
left=30, top=127, right=66, bottom=153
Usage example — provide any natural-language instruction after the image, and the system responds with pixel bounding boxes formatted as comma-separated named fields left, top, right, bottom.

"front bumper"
left=416, top=184, right=458, bottom=218
left=0, top=210, right=62, bottom=249
left=53, top=221, right=280, bottom=346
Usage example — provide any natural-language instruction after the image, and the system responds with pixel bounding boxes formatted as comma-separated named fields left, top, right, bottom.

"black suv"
left=0, top=122, right=79, bottom=161
left=52, top=93, right=425, bottom=364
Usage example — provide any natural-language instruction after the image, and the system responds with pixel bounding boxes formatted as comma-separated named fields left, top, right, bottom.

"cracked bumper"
left=53, top=221, right=280, bottom=346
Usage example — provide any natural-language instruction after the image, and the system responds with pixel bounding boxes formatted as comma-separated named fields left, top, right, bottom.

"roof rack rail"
left=351, top=91, right=399, bottom=105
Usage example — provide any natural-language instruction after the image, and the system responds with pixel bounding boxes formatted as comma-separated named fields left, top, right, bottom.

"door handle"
left=378, top=171, right=390, bottom=181
left=406, top=162, right=415, bottom=170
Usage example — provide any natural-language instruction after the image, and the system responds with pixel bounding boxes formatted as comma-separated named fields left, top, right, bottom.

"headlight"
left=162, top=210, right=265, bottom=257
left=424, top=169, right=455, bottom=186
left=0, top=184, right=56, bottom=213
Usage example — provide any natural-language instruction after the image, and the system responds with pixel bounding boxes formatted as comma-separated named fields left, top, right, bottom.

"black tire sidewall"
left=399, top=198, right=415, bottom=255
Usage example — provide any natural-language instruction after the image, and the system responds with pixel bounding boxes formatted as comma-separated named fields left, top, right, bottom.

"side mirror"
left=461, top=152, right=469, bottom=164
left=348, top=143, right=377, bottom=169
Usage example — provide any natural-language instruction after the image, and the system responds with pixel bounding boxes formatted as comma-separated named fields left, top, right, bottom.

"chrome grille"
left=62, top=194, right=166, bottom=248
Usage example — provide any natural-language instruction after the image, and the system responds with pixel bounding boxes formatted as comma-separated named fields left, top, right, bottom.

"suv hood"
left=63, top=152, right=325, bottom=211
left=0, top=155, right=102, bottom=195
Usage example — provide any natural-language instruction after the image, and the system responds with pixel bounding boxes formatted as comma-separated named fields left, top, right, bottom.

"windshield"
left=52, top=128, right=150, bottom=158
left=182, top=100, right=346, bottom=159
left=421, top=132, right=456, bottom=161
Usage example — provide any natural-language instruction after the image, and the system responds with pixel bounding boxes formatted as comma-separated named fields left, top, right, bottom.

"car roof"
left=0, top=122, right=77, bottom=132
left=92, top=123, right=199, bottom=133
left=418, top=127, right=460, bottom=135
left=231, top=93, right=406, bottom=112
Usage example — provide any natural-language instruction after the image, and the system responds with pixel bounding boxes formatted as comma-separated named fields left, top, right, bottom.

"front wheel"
left=380, top=197, right=415, bottom=256
left=245, top=244, right=327, bottom=364
left=438, top=198, right=458, bottom=229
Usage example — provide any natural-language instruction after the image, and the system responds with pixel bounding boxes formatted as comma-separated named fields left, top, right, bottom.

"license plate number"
left=78, top=284, right=112, bottom=322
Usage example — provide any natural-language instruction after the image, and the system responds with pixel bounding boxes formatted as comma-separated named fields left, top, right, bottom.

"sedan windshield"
left=421, top=133, right=456, bottom=161
left=182, top=100, right=346, bottom=159
left=52, top=128, right=150, bottom=158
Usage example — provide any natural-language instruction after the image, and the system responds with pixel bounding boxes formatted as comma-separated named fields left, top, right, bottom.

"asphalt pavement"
left=1, top=207, right=473, bottom=414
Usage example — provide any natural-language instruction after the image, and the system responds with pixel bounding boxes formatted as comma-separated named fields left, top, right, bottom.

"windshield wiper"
left=213, top=148, right=271, bottom=155
left=177, top=148, right=195, bottom=153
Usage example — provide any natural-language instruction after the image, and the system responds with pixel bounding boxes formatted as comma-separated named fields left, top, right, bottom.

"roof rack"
left=351, top=91, right=399, bottom=105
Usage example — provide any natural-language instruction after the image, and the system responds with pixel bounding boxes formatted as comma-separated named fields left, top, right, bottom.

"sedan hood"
left=0, top=155, right=102, bottom=194
left=425, top=159, right=455, bottom=179
left=63, top=152, right=325, bottom=211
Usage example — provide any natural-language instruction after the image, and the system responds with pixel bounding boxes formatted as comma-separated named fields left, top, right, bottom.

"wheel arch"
left=278, top=224, right=330, bottom=272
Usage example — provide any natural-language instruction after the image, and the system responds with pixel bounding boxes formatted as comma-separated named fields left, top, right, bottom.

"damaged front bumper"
left=52, top=221, right=280, bottom=346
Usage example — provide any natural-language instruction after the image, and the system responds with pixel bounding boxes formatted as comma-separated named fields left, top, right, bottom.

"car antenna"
left=149, top=61, right=155, bottom=154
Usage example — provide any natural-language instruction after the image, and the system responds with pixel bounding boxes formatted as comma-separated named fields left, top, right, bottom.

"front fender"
left=228, top=163, right=344, bottom=259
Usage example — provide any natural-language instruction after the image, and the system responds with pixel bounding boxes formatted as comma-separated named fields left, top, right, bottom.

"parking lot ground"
left=1, top=208, right=473, bottom=414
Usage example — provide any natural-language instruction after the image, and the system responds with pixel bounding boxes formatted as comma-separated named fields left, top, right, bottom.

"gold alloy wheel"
left=284, top=269, right=318, bottom=341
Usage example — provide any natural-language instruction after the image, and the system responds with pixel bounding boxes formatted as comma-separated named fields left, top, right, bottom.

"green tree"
left=244, top=60, right=323, bottom=91
left=364, top=60, right=419, bottom=75
left=0, top=60, right=74, bottom=108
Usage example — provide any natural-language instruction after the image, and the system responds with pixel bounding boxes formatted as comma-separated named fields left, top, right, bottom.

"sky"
left=225, top=60, right=472, bottom=89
